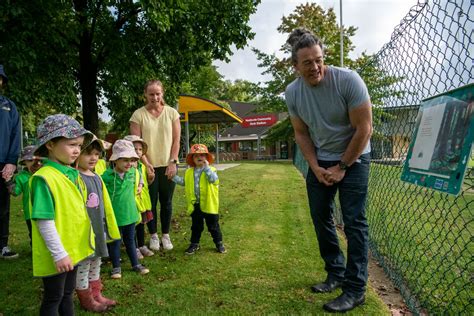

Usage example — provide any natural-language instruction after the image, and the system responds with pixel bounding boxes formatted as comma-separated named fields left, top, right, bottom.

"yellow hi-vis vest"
left=95, top=159, right=107, bottom=175
left=135, top=163, right=152, bottom=212
left=31, top=166, right=95, bottom=277
left=184, top=167, right=219, bottom=215
left=78, top=173, right=121, bottom=242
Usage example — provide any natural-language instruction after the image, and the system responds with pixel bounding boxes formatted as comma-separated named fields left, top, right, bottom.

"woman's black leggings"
left=147, top=167, right=176, bottom=234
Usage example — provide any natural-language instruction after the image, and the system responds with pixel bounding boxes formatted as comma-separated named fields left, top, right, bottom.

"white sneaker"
left=136, top=248, right=144, bottom=260
left=161, top=234, right=173, bottom=250
left=139, top=246, right=154, bottom=257
left=149, top=236, right=160, bottom=251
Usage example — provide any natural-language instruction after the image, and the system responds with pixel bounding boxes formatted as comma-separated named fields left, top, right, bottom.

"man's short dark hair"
left=287, top=28, right=324, bottom=63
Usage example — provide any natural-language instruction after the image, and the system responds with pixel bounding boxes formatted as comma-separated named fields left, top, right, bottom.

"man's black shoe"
left=310, top=279, right=343, bottom=293
left=323, top=292, right=365, bottom=313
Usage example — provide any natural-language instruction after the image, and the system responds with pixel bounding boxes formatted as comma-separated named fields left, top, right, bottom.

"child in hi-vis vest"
left=172, top=144, right=226, bottom=255
left=8, top=145, right=43, bottom=246
left=101, top=140, right=149, bottom=279
left=30, top=114, right=94, bottom=315
left=75, top=136, right=120, bottom=312
left=94, top=140, right=111, bottom=176
left=123, top=135, right=154, bottom=259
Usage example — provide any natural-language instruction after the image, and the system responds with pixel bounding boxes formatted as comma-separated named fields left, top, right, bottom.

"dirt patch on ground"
left=368, top=253, right=412, bottom=315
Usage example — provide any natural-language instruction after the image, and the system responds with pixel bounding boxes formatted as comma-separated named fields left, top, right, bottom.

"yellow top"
left=135, top=162, right=152, bottom=211
left=130, top=106, right=180, bottom=168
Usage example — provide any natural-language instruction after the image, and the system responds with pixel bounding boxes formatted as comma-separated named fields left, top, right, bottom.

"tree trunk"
left=78, top=34, right=99, bottom=135
left=75, top=0, right=99, bottom=135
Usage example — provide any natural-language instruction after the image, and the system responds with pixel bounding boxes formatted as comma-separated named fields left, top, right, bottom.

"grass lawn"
left=0, top=162, right=388, bottom=315
left=367, top=163, right=473, bottom=314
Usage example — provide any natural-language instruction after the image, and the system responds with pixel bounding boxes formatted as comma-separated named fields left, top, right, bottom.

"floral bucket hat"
left=109, top=139, right=139, bottom=161
left=186, top=144, right=214, bottom=166
left=123, top=135, right=148, bottom=155
left=19, top=145, right=44, bottom=164
left=35, top=114, right=92, bottom=157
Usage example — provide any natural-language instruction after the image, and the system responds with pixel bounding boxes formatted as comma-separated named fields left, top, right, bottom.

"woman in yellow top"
left=129, top=80, right=181, bottom=252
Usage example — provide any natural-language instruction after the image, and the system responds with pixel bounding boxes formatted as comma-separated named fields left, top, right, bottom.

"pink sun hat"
left=109, top=139, right=139, bottom=161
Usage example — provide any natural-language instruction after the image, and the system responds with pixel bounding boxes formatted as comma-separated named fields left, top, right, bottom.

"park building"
left=217, top=101, right=293, bottom=161
left=370, top=104, right=420, bottom=164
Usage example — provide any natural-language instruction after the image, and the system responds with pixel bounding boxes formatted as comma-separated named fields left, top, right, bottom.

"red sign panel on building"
left=241, top=114, right=277, bottom=128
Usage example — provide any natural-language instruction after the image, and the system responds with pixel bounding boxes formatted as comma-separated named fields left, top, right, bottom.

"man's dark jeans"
left=306, top=154, right=370, bottom=297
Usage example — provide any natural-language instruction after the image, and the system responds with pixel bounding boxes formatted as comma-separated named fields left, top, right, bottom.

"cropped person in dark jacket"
left=0, top=64, right=21, bottom=259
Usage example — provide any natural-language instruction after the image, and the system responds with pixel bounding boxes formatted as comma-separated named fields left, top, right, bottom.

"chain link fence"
left=294, top=0, right=473, bottom=314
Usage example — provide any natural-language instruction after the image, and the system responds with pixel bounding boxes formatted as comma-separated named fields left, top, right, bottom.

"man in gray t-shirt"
left=286, top=65, right=371, bottom=160
left=285, top=28, right=373, bottom=313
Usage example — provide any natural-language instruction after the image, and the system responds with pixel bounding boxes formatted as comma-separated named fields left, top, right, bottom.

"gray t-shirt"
left=285, top=66, right=371, bottom=160
left=81, top=173, right=109, bottom=257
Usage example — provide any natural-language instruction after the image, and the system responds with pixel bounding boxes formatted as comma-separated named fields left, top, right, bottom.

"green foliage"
left=180, top=63, right=224, bottom=100
left=187, top=125, right=217, bottom=150
left=181, top=62, right=259, bottom=104
left=216, top=79, right=260, bottom=103
left=97, top=119, right=112, bottom=139
left=277, top=4, right=356, bottom=66
left=263, top=117, right=294, bottom=143
left=0, top=0, right=260, bottom=135
left=348, top=54, right=406, bottom=107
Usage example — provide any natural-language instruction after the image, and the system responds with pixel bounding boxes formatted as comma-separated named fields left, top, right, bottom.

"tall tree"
left=0, top=0, right=260, bottom=134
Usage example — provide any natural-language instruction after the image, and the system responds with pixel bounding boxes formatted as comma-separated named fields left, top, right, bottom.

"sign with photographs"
left=401, top=83, right=473, bottom=195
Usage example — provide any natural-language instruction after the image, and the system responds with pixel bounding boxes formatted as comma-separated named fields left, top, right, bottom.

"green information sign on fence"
left=401, top=83, right=474, bottom=195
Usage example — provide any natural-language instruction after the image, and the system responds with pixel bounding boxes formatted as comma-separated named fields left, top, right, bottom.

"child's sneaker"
left=139, top=246, right=154, bottom=257
left=149, top=235, right=160, bottom=251
left=161, top=234, right=173, bottom=250
left=1, top=246, right=18, bottom=259
left=185, top=243, right=200, bottom=255
left=132, top=264, right=150, bottom=275
left=216, top=242, right=227, bottom=254
left=136, top=248, right=144, bottom=260
left=110, top=267, right=122, bottom=279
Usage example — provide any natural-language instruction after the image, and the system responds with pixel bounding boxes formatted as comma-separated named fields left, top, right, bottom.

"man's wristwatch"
left=169, top=159, right=178, bottom=164
left=338, top=161, right=349, bottom=171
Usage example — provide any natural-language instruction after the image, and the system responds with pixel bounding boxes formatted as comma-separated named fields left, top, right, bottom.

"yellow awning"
left=178, top=95, right=242, bottom=124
